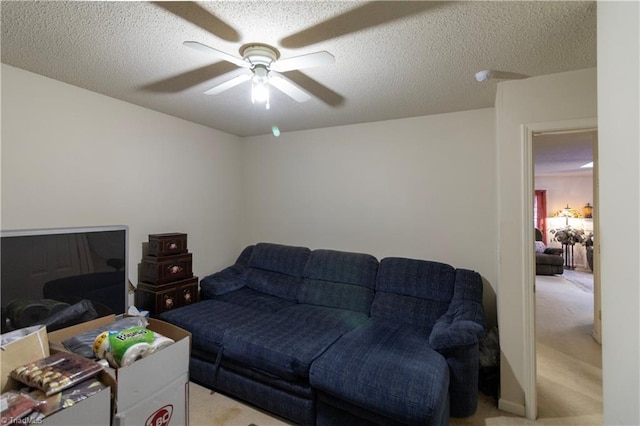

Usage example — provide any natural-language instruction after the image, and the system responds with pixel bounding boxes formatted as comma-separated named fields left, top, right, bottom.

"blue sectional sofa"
left=159, top=243, right=485, bottom=425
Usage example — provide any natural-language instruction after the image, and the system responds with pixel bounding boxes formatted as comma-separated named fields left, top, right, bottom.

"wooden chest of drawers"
left=135, top=277, right=199, bottom=316
left=136, top=232, right=197, bottom=317
left=140, top=253, right=193, bottom=284
left=148, top=233, right=188, bottom=257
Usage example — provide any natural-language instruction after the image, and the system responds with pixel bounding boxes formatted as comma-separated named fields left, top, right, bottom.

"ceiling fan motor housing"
left=241, top=43, right=280, bottom=67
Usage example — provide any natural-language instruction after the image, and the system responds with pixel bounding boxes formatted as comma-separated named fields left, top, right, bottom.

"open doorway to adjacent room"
left=531, top=129, right=602, bottom=421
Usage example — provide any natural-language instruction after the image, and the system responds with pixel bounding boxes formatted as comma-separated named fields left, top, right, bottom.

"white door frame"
left=521, top=117, right=598, bottom=420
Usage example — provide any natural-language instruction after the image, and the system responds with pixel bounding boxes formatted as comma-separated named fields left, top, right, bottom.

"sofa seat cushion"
left=159, top=299, right=271, bottom=354
left=216, top=287, right=295, bottom=313
left=309, top=318, right=450, bottom=425
left=222, top=305, right=368, bottom=381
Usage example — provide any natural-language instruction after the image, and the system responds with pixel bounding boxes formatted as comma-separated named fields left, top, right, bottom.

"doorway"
left=521, top=118, right=601, bottom=420
left=532, top=129, right=602, bottom=419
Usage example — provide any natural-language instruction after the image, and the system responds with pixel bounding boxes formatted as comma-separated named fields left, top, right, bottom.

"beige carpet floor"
left=188, top=273, right=602, bottom=425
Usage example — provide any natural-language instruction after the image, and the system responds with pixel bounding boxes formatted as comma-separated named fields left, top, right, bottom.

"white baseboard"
left=498, top=398, right=526, bottom=417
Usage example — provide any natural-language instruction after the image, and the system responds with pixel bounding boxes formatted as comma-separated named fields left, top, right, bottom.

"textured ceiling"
left=1, top=1, right=597, bottom=137
left=534, top=132, right=594, bottom=176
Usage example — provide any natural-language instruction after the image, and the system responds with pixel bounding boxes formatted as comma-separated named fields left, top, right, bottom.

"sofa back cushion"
left=246, top=243, right=311, bottom=301
left=235, top=244, right=255, bottom=266
left=372, top=257, right=455, bottom=329
left=300, top=249, right=378, bottom=313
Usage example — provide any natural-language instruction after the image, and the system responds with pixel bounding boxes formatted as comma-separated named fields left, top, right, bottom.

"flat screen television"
left=1, top=225, right=128, bottom=332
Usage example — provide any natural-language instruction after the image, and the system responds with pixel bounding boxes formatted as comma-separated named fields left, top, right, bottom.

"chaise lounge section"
left=159, top=242, right=486, bottom=425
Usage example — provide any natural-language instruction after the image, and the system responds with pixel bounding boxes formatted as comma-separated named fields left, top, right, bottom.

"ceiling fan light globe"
left=252, top=81, right=270, bottom=104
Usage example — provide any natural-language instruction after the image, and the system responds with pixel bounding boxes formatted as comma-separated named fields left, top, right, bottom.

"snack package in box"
left=1, top=391, right=40, bottom=425
left=26, top=378, right=108, bottom=422
left=10, top=352, right=104, bottom=396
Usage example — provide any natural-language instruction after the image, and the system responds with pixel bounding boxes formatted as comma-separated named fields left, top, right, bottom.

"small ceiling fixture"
left=475, top=70, right=528, bottom=82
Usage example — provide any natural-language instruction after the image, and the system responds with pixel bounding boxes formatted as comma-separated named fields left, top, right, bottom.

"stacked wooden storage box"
left=135, top=233, right=198, bottom=317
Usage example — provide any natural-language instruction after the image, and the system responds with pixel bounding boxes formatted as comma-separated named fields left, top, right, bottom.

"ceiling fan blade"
left=151, top=2, right=240, bottom=42
left=184, top=41, right=249, bottom=68
left=139, top=62, right=239, bottom=93
left=280, top=2, right=445, bottom=48
left=204, top=74, right=251, bottom=95
left=269, top=74, right=311, bottom=103
left=271, top=51, right=335, bottom=73
left=280, top=70, right=345, bottom=107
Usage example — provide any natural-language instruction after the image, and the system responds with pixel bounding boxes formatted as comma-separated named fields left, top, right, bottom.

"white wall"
left=495, top=68, right=597, bottom=414
left=241, top=109, right=498, bottom=326
left=535, top=174, right=593, bottom=220
left=597, top=2, right=640, bottom=425
left=1, top=64, right=244, bottom=285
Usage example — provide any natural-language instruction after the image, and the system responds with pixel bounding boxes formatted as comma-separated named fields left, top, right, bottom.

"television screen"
left=1, top=226, right=128, bottom=332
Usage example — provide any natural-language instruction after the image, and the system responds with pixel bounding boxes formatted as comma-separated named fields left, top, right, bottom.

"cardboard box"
left=48, top=315, right=191, bottom=425
left=113, top=373, right=189, bottom=426
left=0, top=325, right=50, bottom=392
left=41, top=385, right=111, bottom=426
left=2, top=325, right=110, bottom=425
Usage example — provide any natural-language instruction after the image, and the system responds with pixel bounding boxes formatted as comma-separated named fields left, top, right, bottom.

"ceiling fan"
left=150, top=1, right=440, bottom=107
left=184, top=41, right=335, bottom=109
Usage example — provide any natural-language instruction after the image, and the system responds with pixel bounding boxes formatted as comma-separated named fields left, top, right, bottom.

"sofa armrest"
left=200, top=265, right=247, bottom=299
left=429, top=300, right=485, bottom=417
left=544, top=247, right=563, bottom=256
left=429, top=268, right=485, bottom=351
left=429, top=303, right=485, bottom=351
left=199, top=245, right=255, bottom=299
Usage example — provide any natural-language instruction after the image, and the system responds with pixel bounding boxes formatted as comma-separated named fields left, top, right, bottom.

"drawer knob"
left=168, top=265, right=184, bottom=274
left=164, top=295, right=175, bottom=309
